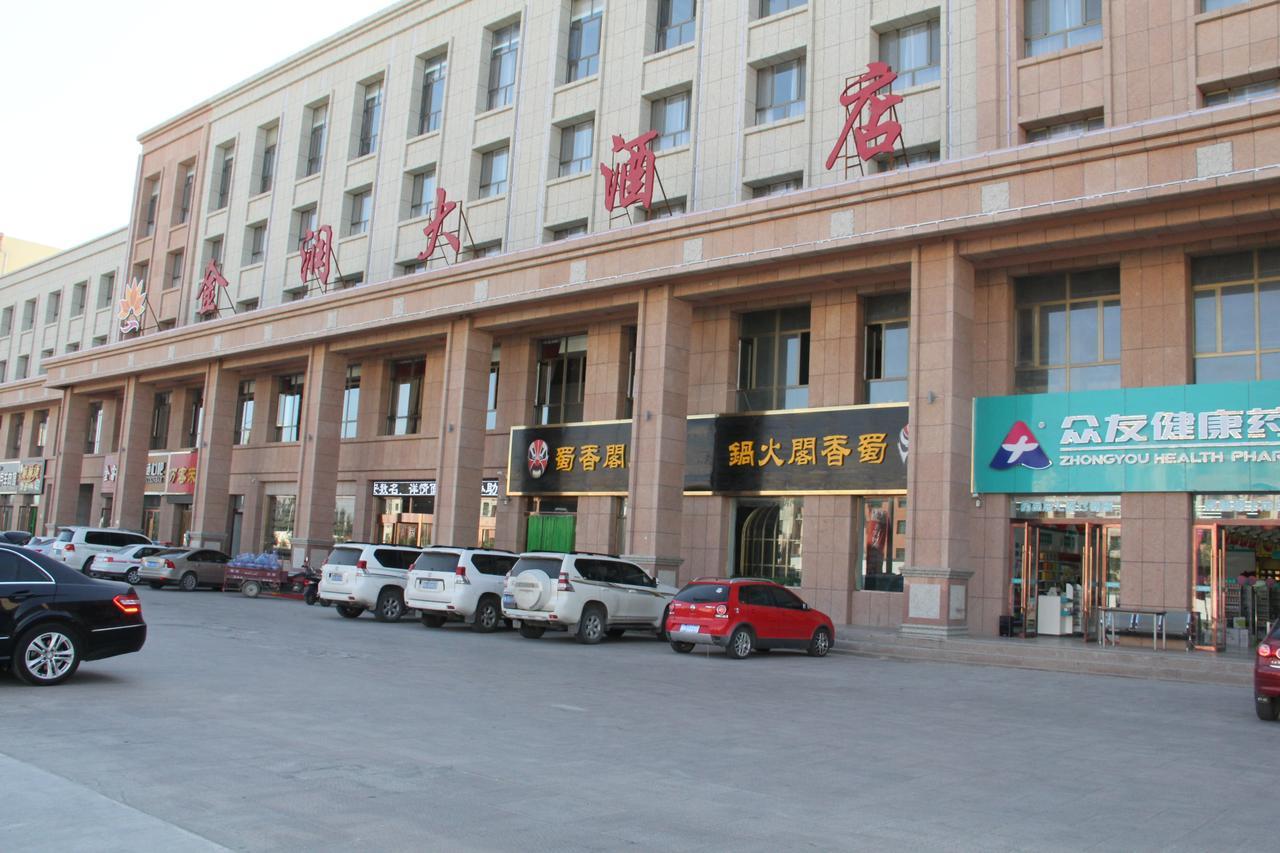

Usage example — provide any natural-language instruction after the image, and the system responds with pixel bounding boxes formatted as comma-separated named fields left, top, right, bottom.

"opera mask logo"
left=527, top=439, right=549, bottom=479
left=897, top=425, right=909, bottom=463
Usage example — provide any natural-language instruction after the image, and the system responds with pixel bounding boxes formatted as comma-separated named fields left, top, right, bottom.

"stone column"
left=112, top=377, right=155, bottom=531
left=900, top=243, right=976, bottom=637
left=494, top=336, right=537, bottom=552
left=188, top=361, right=238, bottom=549
left=433, top=317, right=493, bottom=548
left=290, top=344, right=347, bottom=568
left=100, top=396, right=123, bottom=454
left=624, top=285, right=691, bottom=584
left=578, top=321, right=631, bottom=553
left=49, top=390, right=90, bottom=529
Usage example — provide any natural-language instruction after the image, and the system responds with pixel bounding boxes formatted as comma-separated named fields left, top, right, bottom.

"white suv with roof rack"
left=50, top=526, right=154, bottom=574
left=316, top=542, right=423, bottom=621
left=501, top=552, right=678, bottom=644
left=404, top=547, right=520, bottom=632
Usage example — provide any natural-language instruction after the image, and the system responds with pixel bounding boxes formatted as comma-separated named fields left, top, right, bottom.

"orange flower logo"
left=117, top=278, right=147, bottom=334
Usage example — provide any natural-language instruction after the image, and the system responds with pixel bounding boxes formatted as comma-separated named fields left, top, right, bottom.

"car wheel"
left=336, top=604, right=365, bottom=619
left=14, top=625, right=81, bottom=686
left=807, top=626, right=832, bottom=658
left=125, top=568, right=142, bottom=586
left=148, top=581, right=165, bottom=590
left=472, top=598, right=501, bottom=633
left=241, top=580, right=262, bottom=599
left=1258, top=695, right=1280, bottom=722
left=374, top=589, right=405, bottom=622
left=670, top=641, right=695, bottom=654
left=420, top=613, right=447, bottom=628
left=576, top=605, right=607, bottom=645
left=607, top=628, right=627, bottom=639
left=179, top=572, right=199, bottom=592
left=518, top=623, right=546, bottom=639
left=656, top=605, right=671, bottom=641
left=725, top=626, right=753, bottom=660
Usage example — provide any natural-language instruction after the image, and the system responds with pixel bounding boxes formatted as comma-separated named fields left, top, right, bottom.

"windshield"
left=511, top=557, right=562, bottom=577
left=413, top=552, right=460, bottom=573
left=675, top=584, right=729, bottom=603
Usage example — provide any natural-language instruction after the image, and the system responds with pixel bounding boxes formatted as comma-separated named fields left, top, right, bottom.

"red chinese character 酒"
left=824, top=62, right=904, bottom=169
left=416, top=187, right=460, bottom=262
left=600, top=131, right=660, bottom=212
left=299, top=225, right=334, bottom=286
left=196, top=260, right=229, bottom=317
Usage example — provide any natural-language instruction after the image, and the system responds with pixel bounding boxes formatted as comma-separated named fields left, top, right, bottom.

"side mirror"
left=801, top=602, right=809, bottom=611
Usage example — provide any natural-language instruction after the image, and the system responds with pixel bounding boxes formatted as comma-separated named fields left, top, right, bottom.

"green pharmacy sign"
left=972, top=381, right=1280, bottom=494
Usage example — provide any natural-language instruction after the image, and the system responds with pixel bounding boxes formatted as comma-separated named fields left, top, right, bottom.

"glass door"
left=1010, top=522, right=1039, bottom=637
left=1192, top=524, right=1224, bottom=650
left=1080, top=524, right=1120, bottom=643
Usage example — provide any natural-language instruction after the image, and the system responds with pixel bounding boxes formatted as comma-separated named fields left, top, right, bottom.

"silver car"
left=139, top=548, right=231, bottom=591
left=90, top=545, right=182, bottom=585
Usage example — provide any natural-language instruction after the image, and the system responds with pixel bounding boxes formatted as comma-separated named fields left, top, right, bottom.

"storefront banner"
left=685, top=405, right=909, bottom=494
left=0, top=459, right=46, bottom=495
left=507, top=420, right=632, bottom=496
left=372, top=478, right=502, bottom=498
left=974, top=380, right=1280, bottom=494
left=144, top=453, right=169, bottom=493
left=167, top=451, right=198, bottom=495
left=101, top=454, right=118, bottom=494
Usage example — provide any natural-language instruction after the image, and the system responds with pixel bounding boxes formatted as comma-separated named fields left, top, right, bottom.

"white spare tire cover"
left=512, top=570, right=550, bottom=610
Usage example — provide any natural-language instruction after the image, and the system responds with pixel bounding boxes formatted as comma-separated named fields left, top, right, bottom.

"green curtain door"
left=526, top=514, right=576, bottom=553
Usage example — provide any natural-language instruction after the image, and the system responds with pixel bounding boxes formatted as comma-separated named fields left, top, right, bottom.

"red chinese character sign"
left=601, top=131, right=659, bottom=213
left=299, top=225, right=334, bottom=288
left=417, top=187, right=460, bottom=262
left=824, top=62, right=906, bottom=173
left=196, top=259, right=229, bottom=317
left=116, top=277, right=148, bottom=335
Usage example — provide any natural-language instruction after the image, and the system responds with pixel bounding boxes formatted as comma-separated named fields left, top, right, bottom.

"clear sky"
left=1, top=0, right=394, bottom=250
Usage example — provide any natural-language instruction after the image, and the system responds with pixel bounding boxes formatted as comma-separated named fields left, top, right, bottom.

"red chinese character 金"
left=299, top=225, right=334, bottom=287
left=196, top=260, right=229, bottom=317
left=416, top=187, right=460, bottom=261
left=600, top=131, right=660, bottom=212
left=824, top=62, right=904, bottom=169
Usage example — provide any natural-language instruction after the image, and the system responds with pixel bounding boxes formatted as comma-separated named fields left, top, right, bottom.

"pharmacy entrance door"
left=1010, top=522, right=1120, bottom=641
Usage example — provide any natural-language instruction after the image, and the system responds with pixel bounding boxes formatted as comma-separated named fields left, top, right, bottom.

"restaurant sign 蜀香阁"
left=507, top=420, right=633, bottom=496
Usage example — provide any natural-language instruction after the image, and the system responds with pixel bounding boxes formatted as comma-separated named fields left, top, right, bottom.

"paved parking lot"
left=2, top=589, right=1277, bottom=852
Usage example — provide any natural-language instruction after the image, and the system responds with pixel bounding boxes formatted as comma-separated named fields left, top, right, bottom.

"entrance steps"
left=832, top=627, right=1253, bottom=686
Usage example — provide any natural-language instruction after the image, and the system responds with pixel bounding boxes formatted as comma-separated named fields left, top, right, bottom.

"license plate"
left=418, top=579, right=442, bottom=590
left=502, top=593, right=514, bottom=606
left=329, top=572, right=343, bottom=581
left=678, top=624, right=700, bottom=634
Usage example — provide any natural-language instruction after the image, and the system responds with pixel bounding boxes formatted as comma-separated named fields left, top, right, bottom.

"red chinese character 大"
left=299, top=224, right=334, bottom=286
left=824, top=62, right=904, bottom=169
left=196, top=260, right=229, bottom=317
left=416, top=187, right=460, bottom=261
left=600, top=131, right=659, bottom=212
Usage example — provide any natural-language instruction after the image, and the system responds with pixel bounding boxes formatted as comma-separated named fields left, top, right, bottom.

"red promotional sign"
left=101, top=454, right=118, bottom=494
left=600, top=131, right=659, bottom=212
left=196, top=260, right=229, bottom=317
left=299, top=225, right=334, bottom=287
left=167, top=451, right=199, bottom=495
left=825, top=62, right=904, bottom=170
left=416, top=188, right=460, bottom=262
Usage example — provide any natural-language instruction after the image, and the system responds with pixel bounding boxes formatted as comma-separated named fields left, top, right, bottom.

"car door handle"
left=7, top=589, right=34, bottom=601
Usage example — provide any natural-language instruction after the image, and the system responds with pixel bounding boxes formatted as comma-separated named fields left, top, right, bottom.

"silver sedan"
left=140, top=549, right=231, bottom=591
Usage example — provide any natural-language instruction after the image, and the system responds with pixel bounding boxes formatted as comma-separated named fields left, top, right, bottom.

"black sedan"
left=1, top=530, right=32, bottom=545
left=0, top=543, right=147, bottom=685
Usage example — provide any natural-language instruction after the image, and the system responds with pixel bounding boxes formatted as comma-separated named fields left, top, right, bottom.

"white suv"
left=501, top=552, right=678, bottom=644
left=405, top=547, right=520, bottom=632
left=316, top=543, right=423, bottom=621
left=50, top=527, right=154, bottom=573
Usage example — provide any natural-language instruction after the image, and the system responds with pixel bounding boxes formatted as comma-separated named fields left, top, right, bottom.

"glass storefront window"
left=1192, top=248, right=1280, bottom=383
left=274, top=375, right=304, bottom=442
left=385, top=358, right=424, bottom=435
left=859, top=496, right=906, bottom=591
left=535, top=335, right=587, bottom=425
left=235, top=381, right=255, bottom=445
left=341, top=366, right=360, bottom=439
left=1014, top=269, right=1120, bottom=394
left=733, top=497, right=803, bottom=586
left=264, top=495, right=296, bottom=554
left=142, top=495, right=161, bottom=541
left=486, top=347, right=500, bottom=430
left=864, top=293, right=909, bottom=404
left=737, top=307, right=809, bottom=411
left=334, top=496, right=355, bottom=543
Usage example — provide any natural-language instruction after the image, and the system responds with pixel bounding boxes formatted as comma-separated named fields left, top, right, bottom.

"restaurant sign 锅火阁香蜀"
left=973, top=380, right=1280, bottom=494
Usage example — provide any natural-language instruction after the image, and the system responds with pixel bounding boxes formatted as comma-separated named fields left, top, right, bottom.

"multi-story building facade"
left=4, top=0, right=1280, bottom=647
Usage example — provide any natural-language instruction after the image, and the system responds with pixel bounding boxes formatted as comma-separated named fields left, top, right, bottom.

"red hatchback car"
left=665, top=578, right=834, bottom=659
left=1257, top=621, right=1280, bottom=721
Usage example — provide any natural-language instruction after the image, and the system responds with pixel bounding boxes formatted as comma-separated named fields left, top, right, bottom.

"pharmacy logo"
left=989, top=421, right=1053, bottom=471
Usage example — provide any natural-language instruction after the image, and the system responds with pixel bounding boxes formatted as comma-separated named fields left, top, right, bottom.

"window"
left=347, top=188, right=373, bottom=235
left=751, top=174, right=803, bottom=198
left=642, top=198, right=686, bottom=220
left=356, top=80, right=383, bottom=158
left=235, top=380, right=255, bottom=445
left=293, top=206, right=318, bottom=249
left=204, top=237, right=222, bottom=267
left=142, top=495, right=162, bottom=541
left=15, top=355, right=29, bottom=380
left=150, top=391, right=171, bottom=450
left=535, top=335, right=587, bottom=424
left=738, top=307, right=809, bottom=411
left=92, top=335, right=107, bottom=348
left=656, top=0, right=696, bottom=52
left=400, top=260, right=428, bottom=276
left=550, top=221, right=588, bottom=241
left=487, top=347, right=500, bottom=429
left=759, top=0, right=805, bottom=18
left=864, top=293, right=910, bottom=403
left=263, top=495, right=296, bottom=553
left=755, top=58, right=805, bottom=125
left=97, top=273, right=115, bottom=310
left=69, top=282, right=87, bottom=318
left=336, top=272, right=364, bottom=290
left=236, top=299, right=259, bottom=313
left=213, top=143, right=234, bottom=210
left=479, top=147, right=509, bottom=198
left=85, top=402, right=104, bottom=454
left=246, top=224, right=266, bottom=265
left=33, top=410, right=47, bottom=455
left=65, top=343, right=80, bottom=354
left=879, top=18, right=940, bottom=88
left=859, top=496, right=907, bottom=591
left=872, top=143, right=941, bottom=173
left=558, top=120, right=594, bottom=176
left=0, top=361, right=6, bottom=382
left=1204, top=78, right=1280, bottom=107
left=1026, top=115, right=1103, bottom=142
left=650, top=91, right=690, bottom=150
left=45, top=291, right=61, bottom=325
left=1201, top=0, right=1249, bottom=10
left=186, top=390, right=204, bottom=448
left=1014, top=268, right=1120, bottom=393
left=385, top=358, right=425, bottom=435
left=0, top=306, right=11, bottom=335
left=133, top=260, right=150, bottom=288
left=21, top=299, right=36, bottom=331
left=6, top=414, right=22, bottom=456
left=1192, top=248, right=1280, bottom=383
left=38, top=349, right=53, bottom=375
left=734, top=498, right=803, bottom=586
left=257, top=126, right=277, bottom=194
left=334, top=496, right=355, bottom=544
left=166, top=250, right=185, bottom=290
left=303, top=102, right=327, bottom=177
left=142, top=177, right=159, bottom=237
left=175, top=163, right=194, bottom=224
left=488, top=22, right=521, bottom=110
left=408, top=169, right=437, bottom=218
left=1024, top=0, right=1102, bottom=57
left=471, top=241, right=502, bottom=259
left=274, top=374, right=304, bottom=442
left=341, top=365, right=360, bottom=439
left=417, top=53, right=447, bottom=135
left=566, top=0, right=603, bottom=82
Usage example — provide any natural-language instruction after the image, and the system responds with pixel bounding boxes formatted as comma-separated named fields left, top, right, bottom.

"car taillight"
left=715, top=604, right=728, bottom=618
left=65, top=543, right=75, bottom=552
left=455, top=565, right=470, bottom=585
left=557, top=571, right=574, bottom=592
left=1261, top=643, right=1274, bottom=658
left=164, top=560, right=176, bottom=570
left=356, top=559, right=368, bottom=575
left=113, top=594, right=142, bottom=615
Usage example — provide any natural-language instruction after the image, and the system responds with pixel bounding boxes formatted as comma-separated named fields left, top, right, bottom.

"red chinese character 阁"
left=299, top=224, right=334, bottom=286
left=416, top=187, right=460, bottom=262
left=600, top=131, right=659, bottom=212
left=196, top=260, right=229, bottom=317
left=824, top=62, right=903, bottom=169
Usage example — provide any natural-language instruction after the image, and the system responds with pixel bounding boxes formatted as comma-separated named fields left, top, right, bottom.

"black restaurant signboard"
left=507, top=405, right=908, bottom=496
